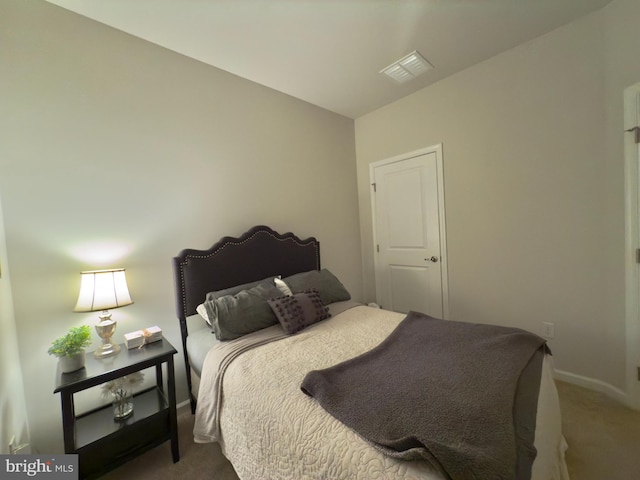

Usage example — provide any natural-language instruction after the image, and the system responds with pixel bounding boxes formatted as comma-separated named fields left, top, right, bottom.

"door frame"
left=369, top=144, right=449, bottom=319
left=624, top=82, right=640, bottom=409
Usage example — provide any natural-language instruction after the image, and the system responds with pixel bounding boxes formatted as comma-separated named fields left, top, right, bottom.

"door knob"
left=426, top=256, right=439, bottom=263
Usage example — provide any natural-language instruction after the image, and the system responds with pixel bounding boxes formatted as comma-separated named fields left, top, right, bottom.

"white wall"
left=0, top=0, right=360, bottom=453
left=0, top=194, right=30, bottom=454
left=355, top=4, right=634, bottom=395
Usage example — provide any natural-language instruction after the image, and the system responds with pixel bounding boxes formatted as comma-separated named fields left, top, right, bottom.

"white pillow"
left=196, top=303, right=211, bottom=327
left=275, top=277, right=293, bottom=296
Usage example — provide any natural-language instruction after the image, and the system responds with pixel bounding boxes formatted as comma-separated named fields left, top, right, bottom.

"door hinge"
left=371, top=182, right=377, bottom=192
left=636, top=248, right=640, bottom=263
left=626, top=126, right=640, bottom=144
left=376, top=244, right=380, bottom=253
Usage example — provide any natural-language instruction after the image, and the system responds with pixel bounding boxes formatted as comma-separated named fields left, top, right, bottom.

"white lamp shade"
left=74, top=269, right=133, bottom=312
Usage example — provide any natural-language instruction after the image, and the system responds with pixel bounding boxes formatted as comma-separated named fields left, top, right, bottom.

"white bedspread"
left=194, top=305, right=570, bottom=480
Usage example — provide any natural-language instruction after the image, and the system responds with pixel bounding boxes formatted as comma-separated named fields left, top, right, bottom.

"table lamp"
left=74, top=268, right=133, bottom=358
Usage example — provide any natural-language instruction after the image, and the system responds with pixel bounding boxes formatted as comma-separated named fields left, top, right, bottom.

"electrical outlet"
left=542, top=322, right=555, bottom=339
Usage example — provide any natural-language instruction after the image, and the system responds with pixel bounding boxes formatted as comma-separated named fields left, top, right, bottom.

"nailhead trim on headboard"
left=174, top=226, right=320, bottom=318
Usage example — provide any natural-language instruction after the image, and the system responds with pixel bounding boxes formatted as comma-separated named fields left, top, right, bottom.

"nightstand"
left=53, top=337, right=179, bottom=479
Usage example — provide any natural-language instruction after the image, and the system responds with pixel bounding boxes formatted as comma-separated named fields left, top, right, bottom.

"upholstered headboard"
left=172, top=225, right=320, bottom=410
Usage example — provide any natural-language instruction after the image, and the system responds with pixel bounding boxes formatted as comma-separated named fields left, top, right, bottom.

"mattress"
left=185, top=317, right=220, bottom=378
left=193, top=304, right=570, bottom=480
left=185, top=301, right=358, bottom=380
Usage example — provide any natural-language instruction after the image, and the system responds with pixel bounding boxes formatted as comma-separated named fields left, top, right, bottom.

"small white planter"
left=59, top=350, right=86, bottom=373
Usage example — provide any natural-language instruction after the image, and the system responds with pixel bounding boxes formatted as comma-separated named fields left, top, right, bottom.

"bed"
left=172, top=225, right=570, bottom=480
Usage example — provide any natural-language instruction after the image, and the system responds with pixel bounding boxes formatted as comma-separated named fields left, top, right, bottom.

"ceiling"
left=44, top=0, right=613, bottom=119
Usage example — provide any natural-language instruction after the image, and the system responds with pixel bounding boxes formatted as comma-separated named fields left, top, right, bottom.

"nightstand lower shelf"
left=76, top=388, right=172, bottom=479
left=76, top=388, right=167, bottom=448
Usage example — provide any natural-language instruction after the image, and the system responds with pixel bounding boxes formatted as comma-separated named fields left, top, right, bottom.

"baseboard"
left=554, top=369, right=638, bottom=410
left=177, top=399, right=192, bottom=414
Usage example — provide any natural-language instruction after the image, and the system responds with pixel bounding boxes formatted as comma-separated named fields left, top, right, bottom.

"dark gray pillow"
left=268, top=290, right=331, bottom=335
left=282, top=269, right=351, bottom=305
left=205, top=276, right=278, bottom=301
left=203, top=282, right=281, bottom=340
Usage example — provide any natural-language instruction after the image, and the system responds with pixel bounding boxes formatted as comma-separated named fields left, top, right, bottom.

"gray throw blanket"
left=300, top=311, right=547, bottom=480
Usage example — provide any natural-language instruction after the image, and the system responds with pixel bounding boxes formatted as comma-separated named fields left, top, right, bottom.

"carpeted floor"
left=556, top=381, right=640, bottom=480
left=99, top=407, right=239, bottom=480
left=99, top=381, right=640, bottom=479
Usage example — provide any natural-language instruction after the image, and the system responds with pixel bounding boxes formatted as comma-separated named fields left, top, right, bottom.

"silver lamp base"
left=94, top=341, right=121, bottom=358
left=94, top=313, right=121, bottom=358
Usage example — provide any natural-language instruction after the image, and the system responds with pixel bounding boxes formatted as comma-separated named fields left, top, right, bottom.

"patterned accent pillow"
left=268, top=290, right=331, bottom=335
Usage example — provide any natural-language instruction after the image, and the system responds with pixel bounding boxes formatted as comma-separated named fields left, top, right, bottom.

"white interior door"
left=624, top=82, right=640, bottom=409
left=371, top=145, right=448, bottom=318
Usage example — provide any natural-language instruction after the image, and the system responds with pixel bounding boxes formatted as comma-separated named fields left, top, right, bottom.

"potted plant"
left=48, top=325, right=92, bottom=373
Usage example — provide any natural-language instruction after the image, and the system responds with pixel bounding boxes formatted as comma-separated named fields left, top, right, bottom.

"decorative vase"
left=101, top=372, right=143, bottom=421
left=59, top=350, right=86, bottom=373
left=112, top=380, right=134, bottom=421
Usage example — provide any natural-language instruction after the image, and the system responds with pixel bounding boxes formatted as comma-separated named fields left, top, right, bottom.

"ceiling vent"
left=380, top=50, right=433, bottom=84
